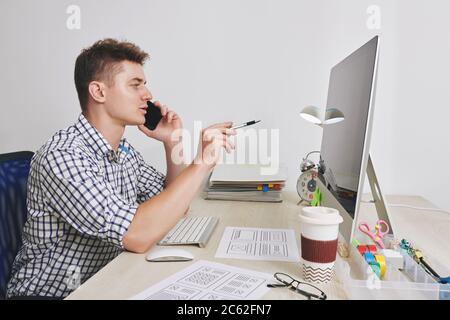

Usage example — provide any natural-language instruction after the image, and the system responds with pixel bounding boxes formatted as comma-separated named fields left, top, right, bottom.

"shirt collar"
left=75, top=114, right=131, bottom=160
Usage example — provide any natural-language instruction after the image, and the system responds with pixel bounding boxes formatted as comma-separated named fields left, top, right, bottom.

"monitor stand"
left=316, top=154, right=394, bottom=244
left=366, top=155, right=394, bottom=235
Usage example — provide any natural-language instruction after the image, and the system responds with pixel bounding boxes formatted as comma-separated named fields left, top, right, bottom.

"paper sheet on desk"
left=130, top=260, right=272, bottom=300
left=215, top=227, right=300, bottom=262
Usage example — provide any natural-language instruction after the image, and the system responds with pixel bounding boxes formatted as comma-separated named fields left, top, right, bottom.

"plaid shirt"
left=6, top=114, right=165, bottom=298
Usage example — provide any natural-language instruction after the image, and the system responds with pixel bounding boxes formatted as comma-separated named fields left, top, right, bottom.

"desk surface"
left=66, top=192, right=450, bottom=300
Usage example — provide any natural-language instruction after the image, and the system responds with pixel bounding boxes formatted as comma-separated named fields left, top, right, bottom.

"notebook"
left=204, top=164, right=287, bottom=202
left=209, top=164, right=287, bottom=185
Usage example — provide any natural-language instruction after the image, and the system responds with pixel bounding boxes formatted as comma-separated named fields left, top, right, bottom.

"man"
left=7, top=39, right=235, bottom=299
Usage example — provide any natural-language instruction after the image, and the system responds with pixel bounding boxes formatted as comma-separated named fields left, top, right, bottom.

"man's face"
left=103, top=60, right=152, bottom=126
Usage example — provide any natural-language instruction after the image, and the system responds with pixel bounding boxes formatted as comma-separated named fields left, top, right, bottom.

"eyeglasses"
left=267, top=272, right=327, bottom=300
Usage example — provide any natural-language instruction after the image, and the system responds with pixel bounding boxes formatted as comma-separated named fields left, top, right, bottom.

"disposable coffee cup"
left=299, top=206, right=343, bottom=284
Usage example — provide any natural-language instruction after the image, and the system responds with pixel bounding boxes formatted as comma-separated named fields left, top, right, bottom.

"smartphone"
left=144, top=101, right=163, bottom=130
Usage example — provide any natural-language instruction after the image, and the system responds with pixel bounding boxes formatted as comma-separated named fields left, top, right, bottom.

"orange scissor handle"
left=375, top=220, right=390, bottom=238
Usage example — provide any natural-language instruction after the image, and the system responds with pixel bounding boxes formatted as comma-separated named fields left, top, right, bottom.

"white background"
left=0, top=0, right=449, bottom=212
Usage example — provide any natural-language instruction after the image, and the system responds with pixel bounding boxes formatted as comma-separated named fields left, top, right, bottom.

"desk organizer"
left=334, top=244, right=450, bottom=300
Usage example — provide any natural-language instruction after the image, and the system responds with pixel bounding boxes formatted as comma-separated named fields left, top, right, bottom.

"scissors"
left=358, top=220, right=390, bottom=249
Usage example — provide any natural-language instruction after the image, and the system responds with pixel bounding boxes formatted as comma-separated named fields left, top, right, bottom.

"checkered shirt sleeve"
left=42, top=148, right=137, bottom=248
left=135, top=151, right=166, bottom=204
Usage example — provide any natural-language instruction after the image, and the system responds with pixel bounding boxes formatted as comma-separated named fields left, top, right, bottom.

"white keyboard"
left=158, top=216, right=219, bottom=248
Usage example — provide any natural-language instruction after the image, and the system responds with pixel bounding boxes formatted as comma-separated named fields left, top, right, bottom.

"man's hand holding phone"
left=138, top=100, right=236, bottom=170
left=138, top=100, right=183, bottom=145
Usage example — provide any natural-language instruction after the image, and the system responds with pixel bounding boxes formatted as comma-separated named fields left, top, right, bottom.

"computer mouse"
left=145, top=247, right=194, bottom=262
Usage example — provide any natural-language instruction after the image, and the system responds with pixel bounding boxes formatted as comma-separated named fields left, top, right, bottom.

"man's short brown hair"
left=74, top=38, right=149, bottom=111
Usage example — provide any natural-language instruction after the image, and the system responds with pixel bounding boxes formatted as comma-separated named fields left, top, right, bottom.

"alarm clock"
left=296, top=151, right=320, bottom=205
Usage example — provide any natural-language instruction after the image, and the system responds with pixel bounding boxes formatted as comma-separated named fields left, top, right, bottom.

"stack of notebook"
left=203, top=164, right=287, bottom=202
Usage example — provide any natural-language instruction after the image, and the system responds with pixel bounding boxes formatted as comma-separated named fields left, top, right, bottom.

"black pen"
left=231, top=120, right=261, bottom=130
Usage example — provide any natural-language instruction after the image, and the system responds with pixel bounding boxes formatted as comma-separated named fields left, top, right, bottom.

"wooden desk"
left=66, top=192, right=450, bottom=300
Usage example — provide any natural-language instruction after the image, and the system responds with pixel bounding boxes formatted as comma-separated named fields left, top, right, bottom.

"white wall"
left=0, top=0, right=449, bottom=211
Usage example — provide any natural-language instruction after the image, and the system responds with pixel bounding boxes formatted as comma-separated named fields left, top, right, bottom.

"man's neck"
left=83, top=110, right=125, bottom=152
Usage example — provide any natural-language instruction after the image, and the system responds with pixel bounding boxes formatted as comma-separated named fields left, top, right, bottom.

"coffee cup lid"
left=298, top=211, right=343, bottom=225
left=302, top=206, right=340, bottom=217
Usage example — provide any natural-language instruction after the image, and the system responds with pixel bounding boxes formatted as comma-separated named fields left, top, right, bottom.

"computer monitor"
left=316, top=36, right=391, bottom=244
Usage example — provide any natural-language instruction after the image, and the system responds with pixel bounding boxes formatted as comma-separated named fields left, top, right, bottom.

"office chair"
left=0, top=151, right=33, bottom=299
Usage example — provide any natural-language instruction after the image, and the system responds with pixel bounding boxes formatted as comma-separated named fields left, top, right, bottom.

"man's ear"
left=88, top=81, right=107, bottom=103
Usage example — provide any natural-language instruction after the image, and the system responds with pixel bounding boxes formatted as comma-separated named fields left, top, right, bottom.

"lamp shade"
left=324, top=108, right=345, bottom=125
left=300, top=105, right=345, bottom=126
left=300, top=106, right=322, bottom=125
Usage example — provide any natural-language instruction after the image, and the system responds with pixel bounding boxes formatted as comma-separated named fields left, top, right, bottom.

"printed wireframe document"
left=130, top=260, right=272, bottom=300
left=215, top=227, right=300, bottom=262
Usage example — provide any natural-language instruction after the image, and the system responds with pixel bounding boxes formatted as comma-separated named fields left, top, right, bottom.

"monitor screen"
left=319, top=36, right=379, bottom=219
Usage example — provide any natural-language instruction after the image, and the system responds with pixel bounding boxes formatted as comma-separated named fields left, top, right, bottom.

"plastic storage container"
left=333, top=244, right=450, bottom=300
